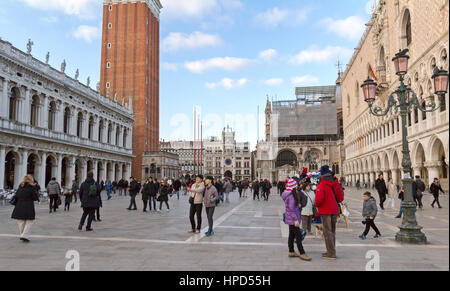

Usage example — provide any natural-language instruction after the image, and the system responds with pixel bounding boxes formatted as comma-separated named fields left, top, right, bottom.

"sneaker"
left=322, top=255, right=337, bottom=260
left=374, top=234, right=382, bottom=239
left=395, top=215, right=401, bottom=219
left=78, top=225, right=83, bottom=231
left=299, top=254, right=312, bottom=261
left=321, top=253, right=329, bottom=258
left=288, top=252, right=298, bottom=258
left=86, top=228, right=93, bottom=232
left=166, top=209, right=170, bottom=212
left=359, top=234, right=367, bottom=240
left=20, top=238, right=30, bottom=243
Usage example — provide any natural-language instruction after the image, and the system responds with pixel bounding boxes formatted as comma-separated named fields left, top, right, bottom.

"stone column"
left=383, top=170, right=389, bottom=181
left=0, top=146, right=5, bottom=189
left=56, top=154, right=62, bottom=186
left=93, top=117, right=99, bottom=142
left=70, top=109, right=78, bottom=136
left=23, top=88, right=31, bottom=124
left=118, top=163, right=123, bottom=180
left=1, top=78, right=8, bottom=119
left=101, top=161, right=107, bottom=183
left=20, top=150, right=29, bottom=187
left=412, top=165, right=422, bottom=178
left=391, top=168, right=399, bottom=185
left=56, top=103, right=64, bottom=132
left=111, top=124, right=117, bottom=146
left=81, top=113, right=88, bottom=139
left=39, top=152, right=47, bottom=188
left=425, top=162, right=440, bottom=186
left=118, top=127, right=124, bottom=147
left=93, top=160, right=98, bottom=181
left=369, top=172, right=375, bottom=187
left=364, top=173, right=369, bottom=186
left=42, top=96, right=49, bottom=130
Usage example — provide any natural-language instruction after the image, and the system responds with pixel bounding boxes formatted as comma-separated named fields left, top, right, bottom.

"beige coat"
left=189, top=182, right=205, bottom=205
left=388, top=182, right=397, bottom=198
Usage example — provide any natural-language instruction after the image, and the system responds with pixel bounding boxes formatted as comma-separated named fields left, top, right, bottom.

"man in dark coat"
left=430, top=178, right=445, bottom=208
left=413, top=176, right=426, bottom=209
left=374, top=174, right=388, bottom=210
left=127, top=177, right=139, bottom=211
left=253, top=180, right=260, bottom=200
left=142, top=178, right=150, bottom=212
left=78, top=172, right=100, bottom=232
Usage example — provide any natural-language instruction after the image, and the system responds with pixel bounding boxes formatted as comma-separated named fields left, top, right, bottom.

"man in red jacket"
left=315, top=165, right=344, bottom=260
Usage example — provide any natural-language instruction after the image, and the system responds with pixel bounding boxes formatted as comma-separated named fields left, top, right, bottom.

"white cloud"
left=264, top=78, right=284, bottom=86
left=19, top=0, right=98, bottom=18
left=162, top=31, right=223, bottom=52
left=254, top=7, right=310, bottom=28
left=161, top=0, right=242, bottom=19
left=40, top=16, right=58, bottom=23
left=321, top=16, right=366, bottom=40
left=290, top=46, right=353, bottom=65
left=72, top=25, right=100, bottom=43
left=184, top=57, right=252, bottom=74
left=206, top=78, right=248, bottom=89
left=162, top=62, right=178, bottom=71
left=259, top=49, right=278, bottom=62
left=291, top=75, right=319, bottom=86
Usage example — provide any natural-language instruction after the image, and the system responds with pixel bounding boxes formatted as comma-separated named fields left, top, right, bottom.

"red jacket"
left=315, top=176, right=344, bottom=215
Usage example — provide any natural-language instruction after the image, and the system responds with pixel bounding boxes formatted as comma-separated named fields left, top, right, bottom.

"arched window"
left=123, top=128, right=128, bottom=148
left=401, top=9, right=412, bottom=48
left=63, top=107, right=71, bottom=134
left=77, top=112, right=83, bottom=138
left=30, top=95, right=39, bottom=126
left=276, top=150, right=297, bottom=168
left=88, top=116, right=94, bottom=140
left=48, top=101, right=57, bottom=131
left=98, top=119, right=104, bottom=142
left=107, top=123, right=112, bottom=144
left=9, top=87, right=19, bottom=121
left=115, top=126, right=120, bottom=145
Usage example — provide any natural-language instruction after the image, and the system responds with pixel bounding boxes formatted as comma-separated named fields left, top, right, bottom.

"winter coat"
left=189, top=182, right=205, bottom=204
left=223, top=181, right=232, bottom=193
left=282, top=190, right=301, bottom=226
left=71, top=183, right=79, bottom=195
left=79, top=178, right=100, bottom=209
left=253, top=182, right=260, bottom=192
left=315, top=174, right=344, bottom=215
left=301, top=190, right=316, bottom=216
left=430, top=182, right=444, bottom=196
left=362, top=197, right=378, bottom=218
left=129, top=180, right=140, bottom=196
left=215, top=181, right=223, bottom=193
left=149, top=182, right=158, bottom=196
left=387, top=182, right=398, bottom=198
left=375, top=178, right=388, bottom=195
left=203, top=185, right=219, bottom=208
left=158, top=184, right=170, bottom=202
left=11, top=184, right=39, bottom=220
left=47, top=180, right=61, bottom=196
left=173, top=180, right=182, bottom=191
left=142, top=182, right=150, bottom=200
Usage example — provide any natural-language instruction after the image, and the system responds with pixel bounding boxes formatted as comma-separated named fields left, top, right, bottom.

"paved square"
left=0, top=187, right=448, bottom=271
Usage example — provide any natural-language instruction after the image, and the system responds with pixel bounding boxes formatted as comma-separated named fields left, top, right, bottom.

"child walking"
left=64, top=190, right=73, bottom=211
left=282, top=179, right=311, bottom=261
left=359, top=192, right=381, bottom=239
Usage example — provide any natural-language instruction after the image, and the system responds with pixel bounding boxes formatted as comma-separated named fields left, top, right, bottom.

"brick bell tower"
left=100, top=0, right=163, bottom=181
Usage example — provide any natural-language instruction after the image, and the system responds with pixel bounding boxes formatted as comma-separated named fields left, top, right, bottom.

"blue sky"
left=0, top=0, right=375, bottom=149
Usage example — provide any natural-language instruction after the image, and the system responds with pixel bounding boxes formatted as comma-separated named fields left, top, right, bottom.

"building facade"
left=257, top=83, right=344, bottom=182
left=203, top=127, right=252, bottom=181
left=142, top=151, right=180, bottom=181
left=160, top=140, right=198, bottom=178
left=342, top=0, right=449, bottom=190
left=0, top=39, right=134, bottom=190
left=100, top=0, right=163, bottom=180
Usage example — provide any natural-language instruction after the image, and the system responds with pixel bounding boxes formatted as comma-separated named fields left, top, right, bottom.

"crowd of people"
left=8, top=165, right=447, bottom=265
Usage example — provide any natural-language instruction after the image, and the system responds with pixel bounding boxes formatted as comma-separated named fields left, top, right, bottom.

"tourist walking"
left=148, top=177, right=158, bottom=211
left=127, top=177, right=139, bottom=211
left=315, top=165, right=344, bottom=260
left=71, top=180, right=79, bottom=203
left=282, top=178, right=311, bottom=261
left=11, top=175, right=39, bottom=243
left=188, top=175, right=205, bottom=233
left=300, top=182, right=316, bottom=235
left=63, top=189, right=73, bottom=211
left=158, top=178, right=170, bottom=212
left=413, top=176, right=425, bottom=210
left=253, top=180, right=260, bottom=201
left=359, top=192, right=381, bottom=239
left=242, top=179, right=249, bottom=198
left=204, top=176, right=219, bottom=237
left=142, top=178, right=151, bottom=212
left=173, top=179, right=182, bottom=200
left=78, top=172, right=100, bottom=232
left=395, top=186, right=405, bottom=218
left=106, top=180, right=113, bottom=200
left=47, top=177, right=61, bottom=213
left=374, top=174, right=388, bottom=210
left=430, top=178, right=445, bottom=209
left=94, top=191, right=102, bottom=222
left=387, top=178, right=397, bottom=209
left=223, top=178, right=232, bottom=203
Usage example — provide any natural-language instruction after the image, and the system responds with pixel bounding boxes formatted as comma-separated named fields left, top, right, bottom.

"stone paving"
left=0, top=187, right=448, bottom=271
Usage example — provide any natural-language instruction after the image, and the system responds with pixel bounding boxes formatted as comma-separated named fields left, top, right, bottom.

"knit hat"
left=320, top=165, right=331, bottom=176
left=286, top=178, right=298, bottom=191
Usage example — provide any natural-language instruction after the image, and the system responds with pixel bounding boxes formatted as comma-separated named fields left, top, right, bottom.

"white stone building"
left=0, top=38, right=134, bottom=190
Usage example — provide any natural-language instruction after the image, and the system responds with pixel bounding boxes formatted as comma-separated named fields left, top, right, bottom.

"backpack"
left=417, top=180, right=426, bottom=192
left=88, top=184, right=98, bottom=197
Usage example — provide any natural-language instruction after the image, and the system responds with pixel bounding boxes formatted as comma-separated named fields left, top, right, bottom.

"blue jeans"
left=398, top=201, right=403, bottom=217
left=106, top=190, right=111, bottom=199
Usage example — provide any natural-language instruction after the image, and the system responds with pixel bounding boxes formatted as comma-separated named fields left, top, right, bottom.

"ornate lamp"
left=432, top=67, right=449, bottom=96
left=361, top=76, right=377, bottom=105
left=392, top=49, right=410, bottom=76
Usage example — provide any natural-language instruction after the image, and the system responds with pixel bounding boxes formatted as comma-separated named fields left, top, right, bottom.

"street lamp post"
left=361, top=49, right=449, bottom=244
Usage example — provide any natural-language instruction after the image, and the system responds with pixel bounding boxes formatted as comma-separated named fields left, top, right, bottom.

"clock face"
left=225, top=159, right=232, bottom=166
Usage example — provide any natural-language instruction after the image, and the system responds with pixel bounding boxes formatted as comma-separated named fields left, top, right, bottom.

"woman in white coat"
left=300, top=182, right=316, bottom=235
left=387, top=178, right=397, bottom=209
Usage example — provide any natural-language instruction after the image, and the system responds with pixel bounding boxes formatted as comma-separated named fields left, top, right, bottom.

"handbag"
left=331, top=187, right=342, bottom=215
left=189, top=192, right=196, bottom=205
left=56, top=196, right=62, bottom=206
left=10, top=195, right=17, bottom=206
left=306, top=192, right=318, bottom=215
